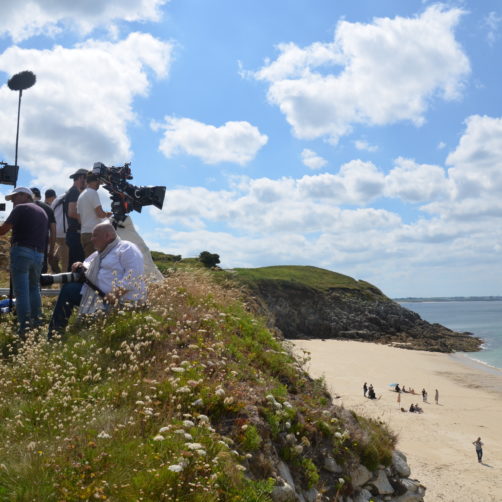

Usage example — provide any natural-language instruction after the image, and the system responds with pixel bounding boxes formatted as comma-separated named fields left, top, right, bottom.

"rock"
left=303, top=487, right=318, bottom=502
left=368, top=469, right=394, bottom=495
left=277, top=461, right=296, bottom=491
left=323, top=455, right=343, bottom=473
left=351, top=465, right=372, bottom=488
left=392, top=451, right=411, bottom=478
left=271, top=483, right=297, bottom=502
left=353, top=489, right=373, bottom=502
left=248, top=276, right=482, bottom=352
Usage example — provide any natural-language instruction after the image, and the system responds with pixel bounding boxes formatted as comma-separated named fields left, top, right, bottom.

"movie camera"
left=92, top=162, right=166, bottom=223
left=0, top=161, right=19, bottom=211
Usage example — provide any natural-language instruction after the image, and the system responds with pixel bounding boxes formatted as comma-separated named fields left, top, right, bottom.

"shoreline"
left=291, top=339, right=502, bottom=502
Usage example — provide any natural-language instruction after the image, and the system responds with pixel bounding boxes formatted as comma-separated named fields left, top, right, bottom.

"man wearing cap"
left=77, top=172, right=112, bottom=258
left=64, top=169, right=87, bottom=269
left=0, top=187, right=48, bottom=335
left=31, top=187, right=56, bottom=274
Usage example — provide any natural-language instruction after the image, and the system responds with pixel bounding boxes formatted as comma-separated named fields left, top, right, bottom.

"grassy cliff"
left=0, top=268, right=397, bottom=501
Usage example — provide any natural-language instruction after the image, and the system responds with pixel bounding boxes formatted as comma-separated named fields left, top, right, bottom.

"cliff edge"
left=232, top=265, right=482, bottom=353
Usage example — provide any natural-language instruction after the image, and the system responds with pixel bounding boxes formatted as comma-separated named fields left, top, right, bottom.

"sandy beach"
left=292, top=340, right=502, bottom=502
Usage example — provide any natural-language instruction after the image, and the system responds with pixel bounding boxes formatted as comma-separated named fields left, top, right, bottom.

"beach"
left=292, top=340, right=502, bottom=502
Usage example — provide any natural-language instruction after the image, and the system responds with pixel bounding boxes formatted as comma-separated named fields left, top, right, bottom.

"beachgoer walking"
left=363, top=382, right=368, bottom=397
left=473, top=437, right=483, bottom=463
left=435, top=389, right=439, bottom=405
left=422, top=388, right=427, bottom=402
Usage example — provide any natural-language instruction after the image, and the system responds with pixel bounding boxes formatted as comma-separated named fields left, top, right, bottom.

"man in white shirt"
left=77, top=171, right=111, bottom=258
left=48, top=221, right=145, bottom=337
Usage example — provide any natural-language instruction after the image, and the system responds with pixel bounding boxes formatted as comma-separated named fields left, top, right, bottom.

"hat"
left=45, top=189, right=56, bottom=198
left=30, top=187, right=41, bottom=198
left=69, top=168, right=88, bottom=179
left=86, top=171, right=99, bottom=183
left=5, top=187, right=34, bottom=201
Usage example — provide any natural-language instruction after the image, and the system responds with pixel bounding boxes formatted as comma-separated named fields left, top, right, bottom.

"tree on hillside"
left=198, top=251, right=220, bottom=268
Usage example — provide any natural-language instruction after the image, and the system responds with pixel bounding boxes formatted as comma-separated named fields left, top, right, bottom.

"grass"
left=231, top=265, right=382, bottom=294
left=0, top=265, right=397, bottom=500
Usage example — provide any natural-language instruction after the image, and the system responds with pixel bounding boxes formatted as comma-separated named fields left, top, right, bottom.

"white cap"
left=5, top=186, right=34, bottom=201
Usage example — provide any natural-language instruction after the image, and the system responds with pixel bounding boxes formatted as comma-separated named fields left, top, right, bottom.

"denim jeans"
left=65, top=231, right=84, bottom=271
left=10, top=245, right=44, bottom=334
left=47, top=282, right=83, bottom=338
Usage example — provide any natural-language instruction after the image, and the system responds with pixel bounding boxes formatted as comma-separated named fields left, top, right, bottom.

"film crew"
left=47, top=221, right=145, bottom=337
left=64, top=168, right=87, bottom=270
left=31, top=187, right=56, bottom=273
left=77, top=171, right=112, bottom=258
left=44, top=188, right=56, bottom=206
left=0, top=187, right=48, bottom=335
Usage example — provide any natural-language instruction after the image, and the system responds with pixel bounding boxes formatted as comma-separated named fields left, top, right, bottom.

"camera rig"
left=0, top=161, right=19, bottom=211
left=92, top=162, right=166, bottom=223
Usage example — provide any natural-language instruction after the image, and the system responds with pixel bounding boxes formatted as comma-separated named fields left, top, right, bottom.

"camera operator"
left=77, top=171, right=112, bottom=258
left=0, top=187, right=48, bottom=335
left=48, top=221, right=145, bottom=337
left=64, top=168, right=87, bottom=269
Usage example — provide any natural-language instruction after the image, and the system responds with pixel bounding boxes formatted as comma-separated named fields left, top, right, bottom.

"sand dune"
left=292, top=340, right=502, bottom=502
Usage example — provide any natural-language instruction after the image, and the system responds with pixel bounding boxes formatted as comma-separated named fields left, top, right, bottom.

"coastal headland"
left=293, top=339, right=502, bottom=502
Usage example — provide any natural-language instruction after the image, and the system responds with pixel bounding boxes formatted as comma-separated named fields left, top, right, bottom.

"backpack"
left=51, top=193, right=68, bottom=238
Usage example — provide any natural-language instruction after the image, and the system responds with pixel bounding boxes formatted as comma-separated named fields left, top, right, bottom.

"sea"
left=398, top=300, right=502, bottom=372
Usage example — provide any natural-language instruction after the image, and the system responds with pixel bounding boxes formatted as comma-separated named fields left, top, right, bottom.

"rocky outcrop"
left=248, top=279, right=481, bottom=352
left=269, top=448, right=425, bottom=502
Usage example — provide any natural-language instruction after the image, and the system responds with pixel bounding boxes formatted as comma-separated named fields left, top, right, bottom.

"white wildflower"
left=183, top=420, right=195, bottom=427
left=97, top=431, right=111, bottom=439
left=168, top=464, right=183, bottom=472
left=153, top=435, right=164, bottom=441
left=186, top=442, right=203, bottom=450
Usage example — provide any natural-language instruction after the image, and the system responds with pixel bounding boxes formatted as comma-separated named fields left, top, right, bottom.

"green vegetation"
left=231, top=265, right=382, bottom=293
left=0, top=266, right=396, bottom=500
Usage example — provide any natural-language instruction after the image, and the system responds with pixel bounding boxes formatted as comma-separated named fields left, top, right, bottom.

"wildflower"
left=183, top=420, right=195, bottom=427
left=186, top=442, right=204, bottom=450
left=197, top=414, right=209, bottom=423
left=97, top=431, right=112, bottom=439
left=215, top=388, right=225, bottom=397
left=168, top=464, right=183, bottom=472
left=192, top=398, right=204, bottom=407
left=153, top=435, right=164, bottom=441
left=159, top=426, right=170, bottom=433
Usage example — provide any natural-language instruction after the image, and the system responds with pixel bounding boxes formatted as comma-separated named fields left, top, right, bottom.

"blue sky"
left=1, top=0, right=502, bottom=298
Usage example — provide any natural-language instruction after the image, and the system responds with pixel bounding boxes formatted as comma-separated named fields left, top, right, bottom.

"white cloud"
left=301, top=148, right=327, bottom=170
left=0, top=33, right=173, bottom=190
left=484, top=11, right=502, bottom=46
left=354, top=140, right=378, bottom=152
left=154, top=117, right=268, bottom=165
left=252, top=5, right=469, bottom=143
left=446, top=115, right=502, bottom=200
left=385, top=157, right=449, bottom=203
left=0, top=0, right=168, bottom=42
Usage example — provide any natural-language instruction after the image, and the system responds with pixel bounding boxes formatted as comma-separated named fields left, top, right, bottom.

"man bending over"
left=48, top=221, right=144, bottom=336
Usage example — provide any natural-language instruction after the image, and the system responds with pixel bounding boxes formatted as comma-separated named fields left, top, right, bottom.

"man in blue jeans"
left=0, top=187, right=48, bottom=335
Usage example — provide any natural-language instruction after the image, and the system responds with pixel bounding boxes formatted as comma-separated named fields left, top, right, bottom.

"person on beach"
left=473, top=438, right=483, bottom=463
left=368, top=384, right=376, bottom=399
left=409, top=404, right=415, bottom=412
left=363, top=382, right=368, bottom=397
left=422, top=388, right=427, bottom=402
left=435, top=389, right=439, bottom=404
left=395, top=383, right=401, bottom=393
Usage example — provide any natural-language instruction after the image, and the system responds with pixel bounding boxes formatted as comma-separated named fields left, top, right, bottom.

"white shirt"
left=51, top=194, right=67, bottom=238
left=82, top=240, right=145, bottom=302
left=77, top=188, right=107, bottom=233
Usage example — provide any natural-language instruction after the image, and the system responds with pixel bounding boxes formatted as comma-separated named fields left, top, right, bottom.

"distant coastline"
left=395, top=296, right=502, bottom=303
